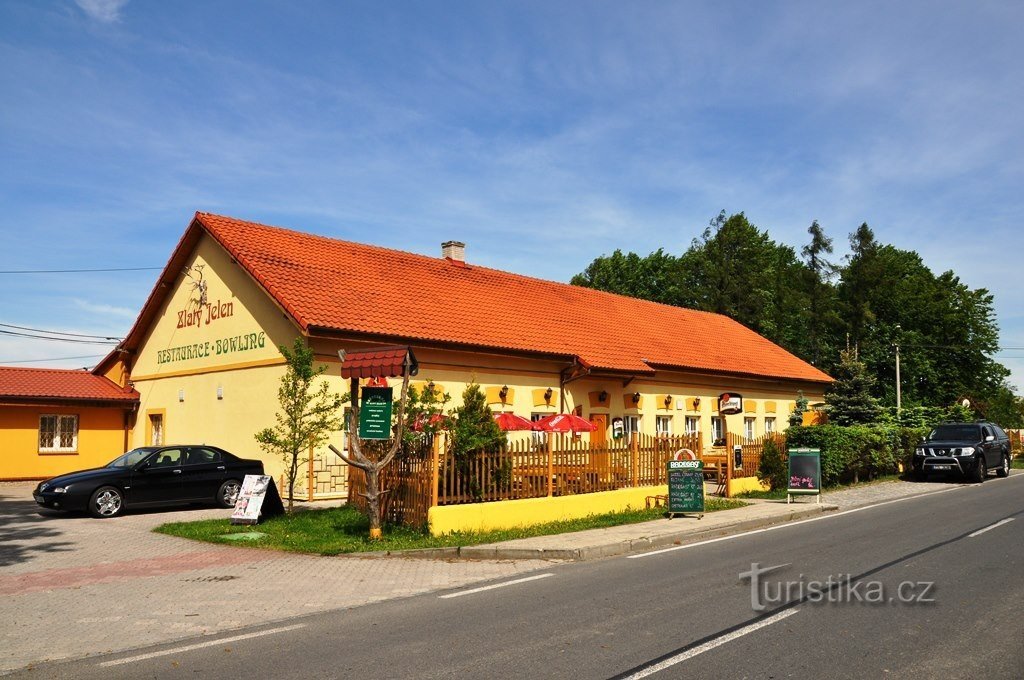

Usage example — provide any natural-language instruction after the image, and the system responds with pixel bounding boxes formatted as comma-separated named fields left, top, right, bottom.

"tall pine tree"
left=825, top=349, right=882, bottom=425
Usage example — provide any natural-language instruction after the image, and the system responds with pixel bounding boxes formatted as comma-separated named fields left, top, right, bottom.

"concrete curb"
left=458, top=503, right=839, bottom=561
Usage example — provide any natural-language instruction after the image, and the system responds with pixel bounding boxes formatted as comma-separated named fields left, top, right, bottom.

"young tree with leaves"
left=255, top=338, right=342, bottom=512
left=447, top=382, right=506, bottom=499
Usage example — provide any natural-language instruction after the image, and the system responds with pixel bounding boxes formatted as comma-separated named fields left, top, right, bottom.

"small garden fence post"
left=430, top=432, right=442, bottom=508
left=630, top=432, right=639, bottom=487
left=547, top=433, right=555, bottom=497
left=307, top=438, right=315, bottom=502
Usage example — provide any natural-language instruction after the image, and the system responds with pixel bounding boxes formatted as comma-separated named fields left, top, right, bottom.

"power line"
left=0, top=329, right=118, bottom=345
left=0, top=267, right=161, bottom=274
left=0, top=323, right=122, bottom=340
left=0, top=354, right=106, bottom=364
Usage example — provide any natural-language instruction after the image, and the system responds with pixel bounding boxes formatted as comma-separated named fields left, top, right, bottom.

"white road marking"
left=97, top=624, right=306, bottom=667
left=439, top=572, right=554, bottom=599
left=629, top=486, right=966, bottom=559
left=622, top=608, right=799, bottom=679
left=969, top=518, right=1014, bottom=537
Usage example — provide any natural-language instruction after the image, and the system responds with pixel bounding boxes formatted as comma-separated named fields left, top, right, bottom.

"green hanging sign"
left=358, top=386, right=394, bottom=440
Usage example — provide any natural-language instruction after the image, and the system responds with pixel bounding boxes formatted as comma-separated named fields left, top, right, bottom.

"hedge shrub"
left=775, top=424, right=929, bottom=487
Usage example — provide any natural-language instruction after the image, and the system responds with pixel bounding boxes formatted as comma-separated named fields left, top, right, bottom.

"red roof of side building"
left=0, top=367, right=138, bottom=404
left=107, top=212, right=831, bottom=384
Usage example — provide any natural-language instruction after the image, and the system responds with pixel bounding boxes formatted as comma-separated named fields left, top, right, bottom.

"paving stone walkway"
left=0, top=482, right=548, bottom=674
left=0, top=473, right=991, bottom=673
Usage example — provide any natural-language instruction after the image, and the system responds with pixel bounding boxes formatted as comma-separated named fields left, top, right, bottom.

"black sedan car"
left=33, top=445, right=264, bottom=518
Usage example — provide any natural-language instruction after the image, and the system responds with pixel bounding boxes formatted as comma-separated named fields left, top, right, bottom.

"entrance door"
left=589, top=414, right=608, bottom=447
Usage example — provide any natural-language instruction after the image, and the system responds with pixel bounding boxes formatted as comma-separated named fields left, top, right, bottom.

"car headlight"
left=955, top=447, right=977, bottom=456
left=52, top=486, right=68, bottom=494
left=915, top=448, right=925, bottom=456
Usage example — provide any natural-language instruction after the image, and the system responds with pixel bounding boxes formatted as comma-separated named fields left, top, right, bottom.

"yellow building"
left=0, top=367, right=137, bottom=480
left=78, top=212, right=830, bottom=497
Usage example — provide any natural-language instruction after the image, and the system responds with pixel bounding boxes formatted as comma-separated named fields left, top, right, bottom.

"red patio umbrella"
left=531, top=413, right=598, bottom=433
left=411, top=413, right=450, bottom=431
left=493, top=412, right=535, bottom=431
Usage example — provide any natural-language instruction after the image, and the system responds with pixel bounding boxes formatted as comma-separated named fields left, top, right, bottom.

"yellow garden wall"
left=0, top=404, right=129, bottom=480
left=427, top=485, right=670, bottom=536
left=727, top=475, right=769, bottom=497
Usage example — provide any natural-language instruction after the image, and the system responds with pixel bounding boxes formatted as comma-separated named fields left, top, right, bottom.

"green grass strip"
left=155, top=497, right=747, bottom=556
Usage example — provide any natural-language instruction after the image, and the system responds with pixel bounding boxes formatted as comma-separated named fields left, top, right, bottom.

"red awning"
left=339, top=346, right=418, bottom=379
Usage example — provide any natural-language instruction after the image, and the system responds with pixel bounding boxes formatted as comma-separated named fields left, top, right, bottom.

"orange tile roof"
left=0, top=366, right=138, bottom=403
left=340, top=346, right=417, bottom=379
left=186, top=213, right=830, bottom=384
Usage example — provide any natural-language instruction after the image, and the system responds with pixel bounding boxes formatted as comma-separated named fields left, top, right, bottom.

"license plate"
left=933, top=465, right=952, bottom=470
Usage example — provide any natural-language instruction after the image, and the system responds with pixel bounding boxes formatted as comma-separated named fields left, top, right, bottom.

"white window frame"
left=39, top=414, right=78, bottom=453
left=656, top=415, right=672, bottom=437
left=765, top=417, right=776, bottom=435
left=711, top=416, right=724, bottom=446
left=531, top=413, right=548, bottom=447
left=149, top=413, right=164, bottom=446
left=624, top=415, right=640, bottom=437
left=685, top=416, right=700, bottom=436
left=744, top=417, right=756, bottom=441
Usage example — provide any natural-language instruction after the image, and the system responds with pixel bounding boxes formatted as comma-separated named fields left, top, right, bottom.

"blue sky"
left=1, top=0, right=1022, bottom=392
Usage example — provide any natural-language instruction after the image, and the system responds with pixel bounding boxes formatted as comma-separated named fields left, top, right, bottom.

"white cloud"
left=74, top=0, right=129, bottom=23
left=71, top=298, right=137, bottom=319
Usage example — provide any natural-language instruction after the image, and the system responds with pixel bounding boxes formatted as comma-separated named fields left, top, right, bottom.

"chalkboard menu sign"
left=733, top=444, right=743, bottom=471
left=667, top=459, right=705, bottom=517
left=787, top=448, right=821, bottom=500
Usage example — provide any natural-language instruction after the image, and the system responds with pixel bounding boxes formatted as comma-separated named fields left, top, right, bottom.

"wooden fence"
left=725, top=432, right=786, bottom=481
left=347, top=438, right=434, bottom=528
left=1009, top=430, right=1023, bottom=457
left=348, top=432, right=704, bottom=527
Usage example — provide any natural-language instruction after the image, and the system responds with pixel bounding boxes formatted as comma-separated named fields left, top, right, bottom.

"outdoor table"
left=702, top=453, right=727, bottom=482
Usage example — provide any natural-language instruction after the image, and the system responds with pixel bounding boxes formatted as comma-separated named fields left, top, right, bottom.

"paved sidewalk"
left=0, top=475, right=980, bottom=674
left=0, top=482, right=549, bottom=675
left=462, top=475, right=973, bottom=561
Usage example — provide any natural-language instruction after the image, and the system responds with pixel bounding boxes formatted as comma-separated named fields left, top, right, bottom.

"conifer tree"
left=825, top=349, right=882, bottom=425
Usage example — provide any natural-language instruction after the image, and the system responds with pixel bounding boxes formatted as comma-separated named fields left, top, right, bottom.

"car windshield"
left=928, top=425, right=981, bottom=442
left=106, top=449, right=155, bottom=468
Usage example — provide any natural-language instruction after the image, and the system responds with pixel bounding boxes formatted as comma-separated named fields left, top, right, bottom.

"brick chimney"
left=441, top=240, right=466, bottom=263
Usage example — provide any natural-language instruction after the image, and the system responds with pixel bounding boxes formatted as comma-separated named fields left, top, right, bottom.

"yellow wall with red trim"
left=128, top=233, right=304, bottom=479
left=0, top=404, right=130, bottom=480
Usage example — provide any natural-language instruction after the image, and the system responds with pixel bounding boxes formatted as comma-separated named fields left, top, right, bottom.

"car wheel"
left=973, top=457, right=987, bottom=483
left=217, top=479, right=242, bottom=508
left=996, top=454, right=1010, bottom=478
left=89, top=486, right=124, bottom=518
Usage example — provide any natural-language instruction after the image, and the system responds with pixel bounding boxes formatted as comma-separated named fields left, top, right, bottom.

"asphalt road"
left=16, top=473, right=1024, bottom=679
